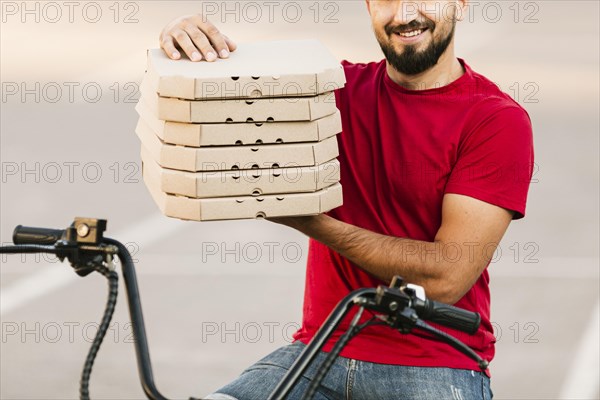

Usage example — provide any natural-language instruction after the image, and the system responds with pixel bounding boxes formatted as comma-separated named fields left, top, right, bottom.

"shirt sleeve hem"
left=444, top=184, right=527, bottom=220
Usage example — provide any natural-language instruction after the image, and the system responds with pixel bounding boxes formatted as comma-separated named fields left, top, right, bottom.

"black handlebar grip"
left=419, top=300, right=481, bottom=335
left=13, top=225, right=65, bottom=245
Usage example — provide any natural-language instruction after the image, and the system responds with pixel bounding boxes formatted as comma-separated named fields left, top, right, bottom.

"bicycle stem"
left=267, top=289, right=377, bottom=400
left=104, top=238, right=172, bottom=400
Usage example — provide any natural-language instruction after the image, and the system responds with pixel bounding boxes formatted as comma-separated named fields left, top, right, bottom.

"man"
left=159, top=1, right=534, bottom=399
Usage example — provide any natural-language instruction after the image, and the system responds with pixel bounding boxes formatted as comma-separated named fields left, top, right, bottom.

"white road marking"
left=559, top=299, right=600, bottom=400
left=0, top=265, right=76, bottom=317
left=0, top=214, right=185, bottom=316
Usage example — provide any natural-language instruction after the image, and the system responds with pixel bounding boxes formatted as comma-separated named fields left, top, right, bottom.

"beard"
left=377, top=18, right=456, bottom=76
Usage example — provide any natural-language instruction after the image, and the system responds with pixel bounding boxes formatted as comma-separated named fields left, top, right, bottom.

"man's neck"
left=386, top=47, right=465, bottom=91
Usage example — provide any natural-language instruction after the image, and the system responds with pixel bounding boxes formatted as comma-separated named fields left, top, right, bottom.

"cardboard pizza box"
left=145, top=40, right=346, bottom=100
left=141, top=144, right=340, bottom=198
left=140, top=75, right=337, bottom=123
left=143, top=161, right=343, bottom=221
left=135, top=99, right=342, bottom=147
left=136, top=118, right=339, bottom=172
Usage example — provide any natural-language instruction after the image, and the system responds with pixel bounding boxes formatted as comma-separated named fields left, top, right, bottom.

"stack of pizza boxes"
left=135, top=40, right=346, bottom=221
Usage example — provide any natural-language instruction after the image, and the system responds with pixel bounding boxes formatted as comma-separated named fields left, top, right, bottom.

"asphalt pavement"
left=1, top=1, right=598, bottom=399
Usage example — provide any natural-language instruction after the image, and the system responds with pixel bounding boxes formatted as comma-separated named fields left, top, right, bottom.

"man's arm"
left=274, top=193, right=514, bottom=305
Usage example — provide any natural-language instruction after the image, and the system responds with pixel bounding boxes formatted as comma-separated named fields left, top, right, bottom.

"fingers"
left=183, top=25, right=218, bottom=62
left=223, top=34, right=238, bottom=53
left=159, top=14, right=237, bottom=62
left=193, top=17, right=231, bottom=59
left=171, top=29, right=203, bottom=61
left=160, top=35, right=181, bottom=60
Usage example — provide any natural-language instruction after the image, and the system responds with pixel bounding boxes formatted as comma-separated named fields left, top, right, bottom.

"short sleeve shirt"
left=293, top=59, right=535, bottom=373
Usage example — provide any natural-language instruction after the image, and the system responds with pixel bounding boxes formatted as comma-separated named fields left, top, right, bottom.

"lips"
left=395, top=28, right=426, bottom=38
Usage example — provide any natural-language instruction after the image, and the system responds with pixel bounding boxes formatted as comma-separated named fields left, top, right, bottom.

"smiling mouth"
left=394, top=28, right=428, bottom=38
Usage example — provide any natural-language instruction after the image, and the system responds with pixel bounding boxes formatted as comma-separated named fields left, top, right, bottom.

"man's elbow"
left=424, top=275, right=471, bottom=305
left=425, top=285, right=464, bottom=305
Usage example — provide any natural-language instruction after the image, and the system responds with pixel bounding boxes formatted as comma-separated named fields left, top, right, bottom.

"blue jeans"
left=205, top=342, right=493, bottom=400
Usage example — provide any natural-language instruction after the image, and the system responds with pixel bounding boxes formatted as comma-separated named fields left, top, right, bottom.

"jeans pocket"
left=481, top=375, right=493, bottom=400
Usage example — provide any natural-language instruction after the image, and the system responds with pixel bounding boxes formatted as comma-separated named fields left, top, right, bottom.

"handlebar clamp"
left=13, top=217, right=113, bottom=276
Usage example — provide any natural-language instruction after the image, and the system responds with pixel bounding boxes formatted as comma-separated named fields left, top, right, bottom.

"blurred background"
left=1, top=1, right=598, bottom=399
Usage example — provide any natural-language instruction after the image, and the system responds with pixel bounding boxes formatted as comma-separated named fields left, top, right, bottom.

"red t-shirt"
left=293, top=59, right=534, bottom=373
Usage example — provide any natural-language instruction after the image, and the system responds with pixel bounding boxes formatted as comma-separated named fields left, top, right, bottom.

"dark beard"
left=379, top=20, right=456, bottom=76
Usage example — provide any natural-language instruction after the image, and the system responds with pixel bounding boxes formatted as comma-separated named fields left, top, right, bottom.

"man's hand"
left=159, top=14, right=237, bottom=62
left=270, top=194, right=514, bottom=305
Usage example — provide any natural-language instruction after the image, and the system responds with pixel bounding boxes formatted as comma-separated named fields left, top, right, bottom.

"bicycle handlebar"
left=13, top=225, right=65, bottom=245
left=414, top=299, right=481, bottom=335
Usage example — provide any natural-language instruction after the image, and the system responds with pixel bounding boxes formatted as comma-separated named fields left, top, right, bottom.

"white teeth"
left=397, top=29, right=423, bottom=38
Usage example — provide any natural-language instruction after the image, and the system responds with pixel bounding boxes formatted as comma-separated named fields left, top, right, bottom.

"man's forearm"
left=284, top=214, right=468, bottom=303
